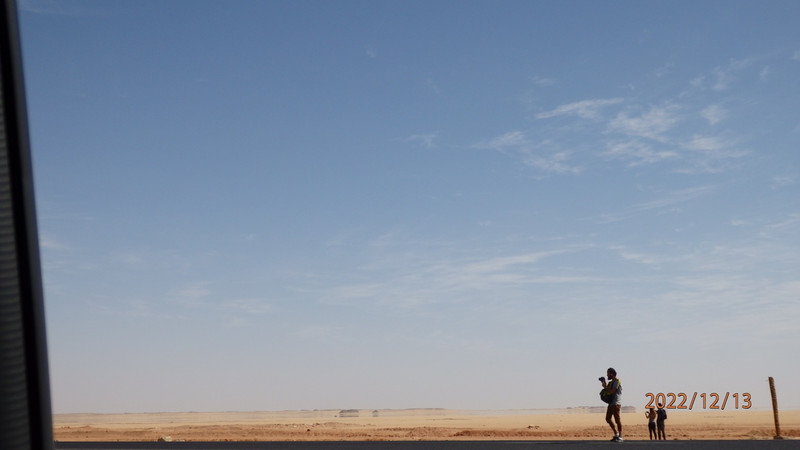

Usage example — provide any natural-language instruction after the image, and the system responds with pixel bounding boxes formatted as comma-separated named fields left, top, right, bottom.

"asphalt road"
left=54, top=440, right=799, bottom=450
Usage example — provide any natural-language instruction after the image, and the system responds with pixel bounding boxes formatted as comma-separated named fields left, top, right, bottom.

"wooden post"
left=769, top=377, right=782, bottom=439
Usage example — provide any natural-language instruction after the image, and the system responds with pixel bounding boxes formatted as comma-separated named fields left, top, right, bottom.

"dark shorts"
left=657, top=420, right=665, bottom=430
left=606, top=404, right=621, bottom=423
left=648, top=421, right=656, bottom=431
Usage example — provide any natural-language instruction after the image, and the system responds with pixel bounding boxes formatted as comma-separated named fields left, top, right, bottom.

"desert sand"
left=53, top=408, right=800, bottom=442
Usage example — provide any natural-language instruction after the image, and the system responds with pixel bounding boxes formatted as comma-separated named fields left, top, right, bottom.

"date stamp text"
left=645, top=392, right=751, bottom=410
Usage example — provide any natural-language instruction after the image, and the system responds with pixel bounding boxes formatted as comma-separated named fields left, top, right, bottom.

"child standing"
left=645, top=407, right=657, bottom=440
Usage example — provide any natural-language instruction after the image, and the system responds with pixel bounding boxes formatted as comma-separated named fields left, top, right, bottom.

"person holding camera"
left=645, top=407, right=657, bottom=439
left=599, top=367, right=623, bottom=442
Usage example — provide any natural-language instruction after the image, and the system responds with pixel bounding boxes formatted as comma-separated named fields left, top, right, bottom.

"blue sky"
left=18, top=0, right=800, bottom=414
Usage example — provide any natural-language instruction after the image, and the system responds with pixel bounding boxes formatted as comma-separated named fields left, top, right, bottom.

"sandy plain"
left=53, top=408, right=800, bottom=442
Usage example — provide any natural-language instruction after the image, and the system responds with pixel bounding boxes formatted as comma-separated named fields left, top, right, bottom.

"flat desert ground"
left=53, top=408, right=799, bottom=441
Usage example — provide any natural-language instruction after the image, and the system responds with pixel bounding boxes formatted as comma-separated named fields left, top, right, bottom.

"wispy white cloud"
left=771, top=174, right=796, bottom=189
left=318, top=248, right=594, bottom=308
left=701, top=104, right=727, bottom=125
left=759, top=66, right=771, bottom=82
left=368, top=231, right=403, bottom=249
left=684, top=134, right=728, bottom=152
left=730, top=218, right=748, bottom=226
left=607, top=104, right=681, bottom=142
left=89, top=297, right=169, bottom=320
left=524, top=151, right=582, bottom=174
left=476, top=132, right=581, bottom=174
left=177, top=284, right=211, bottom=300
left=654, top=62, right=674, bottom=78
left=536, top=98, right=623, bottom=120
left=477, top=130, right=529, bottom=151
left=676, top=134, right=748, bottom=174
left=711, top=58, right=752, bottom=91
left=115, top=252, right=145, bottom=266
left=19, top=0, right=107, bottom=16
left=609, top=245, right=660, bottom=265
left=19, top=0, right=66, bottom=14
left=164, top=282, right=215, bottom=311
left=109, top=248, right=195, bottom=273
left=448, top=250, right=568, bottom=276
left=404, top=133, right=438, bottom=148
left=760, top=213, right=800, bottom=235
left=633, top=185, right=716, bottom=212
left=684, top=57, right=755, bottom=93
left=39, top=234, right=70, bottom=250
left=612, top=231, right=800, bottom=347
left=596, top=185, right=716, bottom=223
left=425, top=78, right=443, bottom=95
left=604, top=140, right=678, bottom=167
left=531, top=75, right=557, bottom=86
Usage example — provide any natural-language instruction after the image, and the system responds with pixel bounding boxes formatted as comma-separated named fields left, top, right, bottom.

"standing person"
left=656, top=402, right=667, bottom=440
left=645, top=407, right=657, bottom=440
left=599, top=367, right=623, bottom=442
